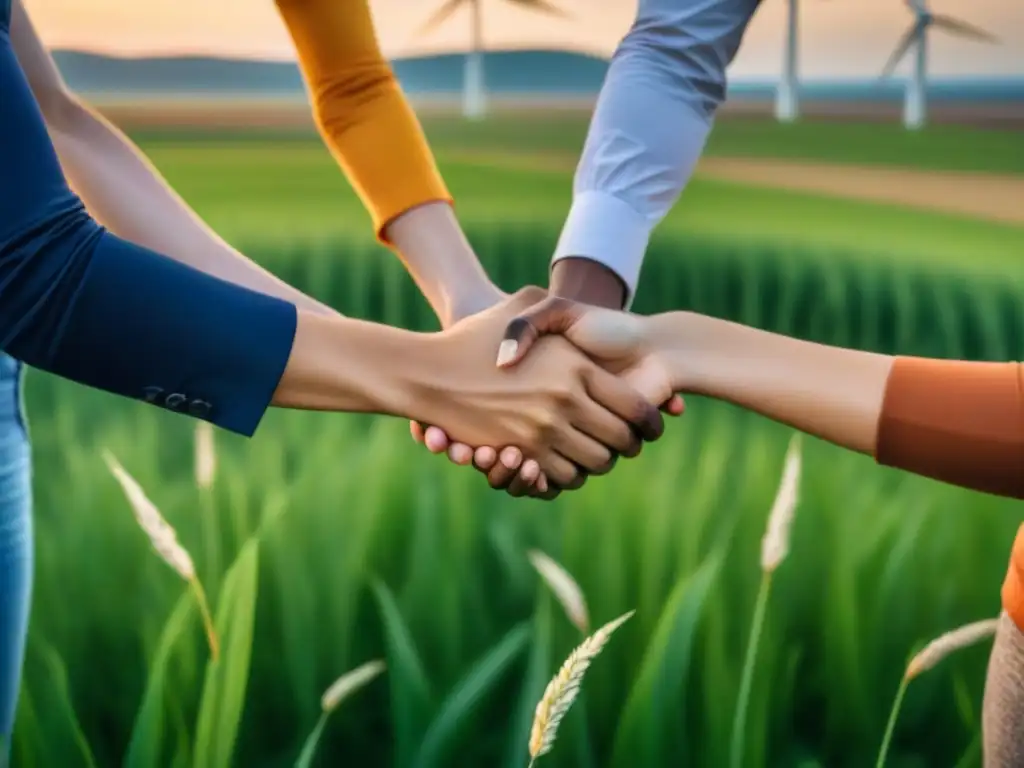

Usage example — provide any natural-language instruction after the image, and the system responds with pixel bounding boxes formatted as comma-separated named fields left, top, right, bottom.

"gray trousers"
left=984, top=613, right=1024, bottom=767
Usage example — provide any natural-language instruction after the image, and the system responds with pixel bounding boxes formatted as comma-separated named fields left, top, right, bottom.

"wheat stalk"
left=193, top=421, right=217, bottom=490
left=527, top=610, right=634, bottom=766
left=760, top=433, right=802, bottom=573
left=295, top=660, right=387, bottom=768
left=730, top=433, right=803, bottom=768
left=528, top=550, right=590, bottom=635
left=320, top=659, right=386, bottom=712
left=193, top=421, right=222, bottom=595
left=905, top=617, right=999, bottom=681
left=103, top=450, right=219, bottom=661
left=875, top=616, right=999, bottom=768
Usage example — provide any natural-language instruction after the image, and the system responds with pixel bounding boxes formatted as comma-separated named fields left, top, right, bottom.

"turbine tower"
left=417, top=0, right=569, bottom=120
left=775, top=0, right=799, bottom=123
left=880, top=0, right=998, bottom=130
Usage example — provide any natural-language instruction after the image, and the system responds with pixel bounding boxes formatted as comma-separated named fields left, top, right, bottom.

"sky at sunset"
left=22, top=0, right=1024, bottom=79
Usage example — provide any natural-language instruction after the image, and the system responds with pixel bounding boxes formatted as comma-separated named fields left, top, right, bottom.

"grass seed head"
left=905, top=617, right=999, bottom=680
left=528, top=610, right=634, bottom=762
left=321, top=660, right=386, bottom=713
left=103, top=450, right=220, bottom=660
left=103, top=450, right=195, bottom=580
left=194, top=421, right=217, bottom=490
left=761, top=433, right=802, bottom=573
left=528, top=550, right=590, bottom=635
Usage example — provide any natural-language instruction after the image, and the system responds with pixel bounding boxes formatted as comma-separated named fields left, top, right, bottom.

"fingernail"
left=501, top=447, right=521, bottom=468
left=496, top=339, right=518, bottom=367
left=475, top=447, right=496, bottom=468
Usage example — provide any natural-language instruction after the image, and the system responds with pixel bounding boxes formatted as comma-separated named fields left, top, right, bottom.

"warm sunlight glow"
left=21, top=0, right=1024, bottom=78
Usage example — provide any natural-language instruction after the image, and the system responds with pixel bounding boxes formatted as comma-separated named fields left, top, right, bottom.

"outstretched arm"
left=550, top=0, right=763, bottom=309
left=652, top=314, right=1024, bottom=499
left=274, top=0, right=500, bottom=327
left=9, top=0, right=337, bottom=317
left=0, top=5, right=667, bottom=495
left=469, top=0, right=753, bottom=493
left=498, top=300, right=1024, bottom=500
left=422, top=0, right=753, bottom=493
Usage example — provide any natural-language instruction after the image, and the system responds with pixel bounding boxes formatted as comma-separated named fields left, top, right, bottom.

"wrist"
left=440, top=279, right=504, bottom=329
left=552, top=192, right=649, bottom=307
left=274, top=311, right=431, bottom=418
left=384, top=202, right=498, bottom=328
left=647, top=311, right=730, bottom=394
left=549, top=257, right=627, bottom=310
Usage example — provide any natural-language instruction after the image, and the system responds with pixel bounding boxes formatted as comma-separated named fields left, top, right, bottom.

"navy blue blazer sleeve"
left=0, top=14, right=297, bottom=437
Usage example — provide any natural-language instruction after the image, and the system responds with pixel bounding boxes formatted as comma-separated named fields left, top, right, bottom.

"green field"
left=10, top=117, right=1024, bottom=767
left=133, top=114, right=1024, bottom=274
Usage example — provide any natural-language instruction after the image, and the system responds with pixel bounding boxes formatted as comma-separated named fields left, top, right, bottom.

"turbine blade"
left=931, top=15, right=999, bottom=43
left=879, top=22, right=922, bottom=79
left=416, top=0, right=467, bottom=36
left=506, top=0, right=571, bottom=19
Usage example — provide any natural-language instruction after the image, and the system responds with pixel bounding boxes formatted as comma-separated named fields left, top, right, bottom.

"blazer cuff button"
left=188, top=399, right=212, bottom=418
left=165, top=393, right=187, bottom=409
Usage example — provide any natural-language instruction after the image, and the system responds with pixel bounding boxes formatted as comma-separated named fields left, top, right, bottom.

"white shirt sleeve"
left=552, top=0, right=763, bottom=307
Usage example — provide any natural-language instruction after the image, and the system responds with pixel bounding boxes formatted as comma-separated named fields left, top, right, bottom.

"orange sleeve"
left=1003, top=525, right=1024, bottom=632
left=874, top=357, right=1024, bottom=499
left=275, top=0, right=451, bottom=241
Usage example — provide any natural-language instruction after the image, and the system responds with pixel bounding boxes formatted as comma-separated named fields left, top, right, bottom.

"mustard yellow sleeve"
left=275, top=0, right=451, bottom=241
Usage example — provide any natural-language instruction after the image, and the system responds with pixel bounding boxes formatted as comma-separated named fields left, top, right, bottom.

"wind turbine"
left=775, top=0, right=800, bottom=123
left=880, top=0, right=998, bottom=130
left=417, top=0, right=569, bottom=120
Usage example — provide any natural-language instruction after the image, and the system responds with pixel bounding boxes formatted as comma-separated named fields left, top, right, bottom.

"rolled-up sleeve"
left=275, top=0, right=451, bottom=240
left=875, top=357, right=1024, bottom=500
left=553, top=0, right=762, bottom=306
left=0, top=20, right=296, bottom=437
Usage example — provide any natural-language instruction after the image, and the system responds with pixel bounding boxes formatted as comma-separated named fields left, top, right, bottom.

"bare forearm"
left=275, top=0, right=499, bottom=327
left=652, top=311, right=1024, bottom=498
left=47, top=98, right=335, bottom=316
left=383, top=202, right=499, bottom=327
left=273, top=310, right=425, bottom=415
left=652, top=312, right=893, bottom=454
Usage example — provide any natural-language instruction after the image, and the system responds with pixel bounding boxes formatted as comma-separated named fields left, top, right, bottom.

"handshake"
left=404, top=286, right=691, bottom=500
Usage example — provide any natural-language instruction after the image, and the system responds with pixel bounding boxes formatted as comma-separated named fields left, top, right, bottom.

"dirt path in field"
left=445, top=149, right=1024, bottom=227
left=697, top=157, right=1024, bottom=227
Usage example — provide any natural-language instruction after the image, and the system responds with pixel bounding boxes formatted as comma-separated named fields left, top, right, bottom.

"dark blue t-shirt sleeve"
left=0, top=20, right=297, bottom=437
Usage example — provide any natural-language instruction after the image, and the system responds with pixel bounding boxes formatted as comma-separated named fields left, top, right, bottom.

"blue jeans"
left=0, top=352, right=31, bottom=746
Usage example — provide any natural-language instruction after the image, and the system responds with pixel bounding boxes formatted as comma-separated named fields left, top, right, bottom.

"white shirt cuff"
left=552, top=190, right=651, bottom=309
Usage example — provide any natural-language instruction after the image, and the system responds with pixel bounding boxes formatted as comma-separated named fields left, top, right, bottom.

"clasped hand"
left=410, top=287, right=682, bottom=499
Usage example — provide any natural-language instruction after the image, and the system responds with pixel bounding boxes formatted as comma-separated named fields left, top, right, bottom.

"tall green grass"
left=11, top=230, right=1023, bottom=766
left=252, top=225, right=1024, bottom=361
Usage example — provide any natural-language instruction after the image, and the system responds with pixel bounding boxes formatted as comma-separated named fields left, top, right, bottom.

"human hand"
left=494, top=296, right=681, bottom=412
left=408, top=283, right=538, bottom=486
left=412, top=287, right=665, bottom=490
left=412, top=290, right=681, bottom=498
left=413, top=284, right=556, bottom=497
left=413, top=291, right=683, bottom=498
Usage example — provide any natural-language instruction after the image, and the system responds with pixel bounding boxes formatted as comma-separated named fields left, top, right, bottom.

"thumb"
left=662, top=394, right=685, bottom=416
left=495, top=297, right=586, bottom=368
left=622, top=357, right=675, bottom=410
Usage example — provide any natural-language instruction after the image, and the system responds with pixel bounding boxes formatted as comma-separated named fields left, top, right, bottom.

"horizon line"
left=50, top=48, right=1024, bottom=85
